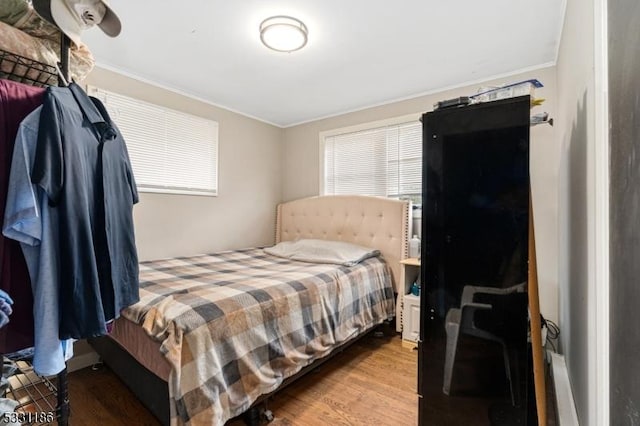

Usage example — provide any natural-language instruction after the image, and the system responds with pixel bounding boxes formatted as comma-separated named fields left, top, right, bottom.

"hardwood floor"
left=67, top=326, right=418, bottom=425
left=67, top=366, right=159, bottom=426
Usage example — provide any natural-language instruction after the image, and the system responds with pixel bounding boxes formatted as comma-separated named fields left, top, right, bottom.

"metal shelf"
left=4, top=358, right=58, bottom=425
left=0, top=49, right=59, bottom=87
left=2, top=350, right=69, bottom=425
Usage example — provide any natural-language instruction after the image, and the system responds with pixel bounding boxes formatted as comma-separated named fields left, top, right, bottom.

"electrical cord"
left=540, top=315, right=560, bottom=352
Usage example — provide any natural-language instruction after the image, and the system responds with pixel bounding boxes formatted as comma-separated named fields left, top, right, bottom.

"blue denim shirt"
left=3, top=107, right=73, bottom=375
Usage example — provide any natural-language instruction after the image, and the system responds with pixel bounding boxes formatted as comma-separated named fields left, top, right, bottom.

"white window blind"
left=88, top=86, right=219, bottom=196
left=323, top=120, right=422, bottom=201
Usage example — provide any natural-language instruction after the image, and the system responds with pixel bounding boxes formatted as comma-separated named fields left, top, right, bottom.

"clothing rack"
left=0, top=33, right=71, bottom=426
left=0, top=29, right=69, bottom=84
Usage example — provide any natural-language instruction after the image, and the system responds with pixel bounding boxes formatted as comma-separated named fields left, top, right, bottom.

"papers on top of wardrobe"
left=431, top=78, right=554, bottom=127
left=433, top=79, right=544, bottom=110
left=470, top=79, right=543, bottom=103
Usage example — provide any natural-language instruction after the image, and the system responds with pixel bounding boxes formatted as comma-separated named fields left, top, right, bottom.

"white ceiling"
left=82, top=0, right=566, bottom=127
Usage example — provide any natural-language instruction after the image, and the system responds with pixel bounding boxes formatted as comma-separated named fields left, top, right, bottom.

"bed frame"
left=89, top=195, right=409, bottom=425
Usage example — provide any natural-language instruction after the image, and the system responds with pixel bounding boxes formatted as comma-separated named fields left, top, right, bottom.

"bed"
left=89, top=195, right=410, bottom=425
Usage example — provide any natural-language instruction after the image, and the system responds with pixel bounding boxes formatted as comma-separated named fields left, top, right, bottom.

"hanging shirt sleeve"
left=31, top=93, right=64, bottom=205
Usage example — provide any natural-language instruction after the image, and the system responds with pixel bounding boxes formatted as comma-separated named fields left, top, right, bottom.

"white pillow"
left=264, top=239, right=380, bottom=266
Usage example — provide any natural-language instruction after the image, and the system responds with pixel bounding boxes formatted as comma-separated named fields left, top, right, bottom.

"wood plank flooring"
left=67, top=326, right=418, bottom=425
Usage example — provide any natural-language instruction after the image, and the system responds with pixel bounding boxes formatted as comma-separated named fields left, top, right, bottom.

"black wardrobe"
left=418, top=97, right=534, bottom=425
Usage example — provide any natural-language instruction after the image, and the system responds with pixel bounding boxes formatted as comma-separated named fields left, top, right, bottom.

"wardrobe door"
left=418, top=97, right=533, bottom=425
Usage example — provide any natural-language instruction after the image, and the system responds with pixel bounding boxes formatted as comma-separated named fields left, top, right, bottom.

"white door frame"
left=592, top=0, right=610, bottom=424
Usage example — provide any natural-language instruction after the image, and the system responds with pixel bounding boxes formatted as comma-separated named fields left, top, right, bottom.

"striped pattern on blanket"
left=121, top=247, right=395, bottom=425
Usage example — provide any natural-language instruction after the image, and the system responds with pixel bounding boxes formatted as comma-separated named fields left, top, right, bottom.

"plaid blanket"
left=121, top=248, right=395, bottom=425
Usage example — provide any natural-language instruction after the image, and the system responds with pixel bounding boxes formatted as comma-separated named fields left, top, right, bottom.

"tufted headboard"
left=275, top=195, right=410, bottom=292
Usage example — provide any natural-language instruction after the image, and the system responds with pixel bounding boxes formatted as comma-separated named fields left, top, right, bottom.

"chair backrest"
left=473, top=292, right=528, bottom=343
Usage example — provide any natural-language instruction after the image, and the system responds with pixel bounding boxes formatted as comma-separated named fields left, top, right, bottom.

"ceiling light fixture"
left=260, top=16, right=308, bottom=53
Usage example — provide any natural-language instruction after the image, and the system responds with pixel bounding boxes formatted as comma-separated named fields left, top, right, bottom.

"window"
left=88, top=86, right=219, bottom=196
left=321, top=115, right=422, bottom=204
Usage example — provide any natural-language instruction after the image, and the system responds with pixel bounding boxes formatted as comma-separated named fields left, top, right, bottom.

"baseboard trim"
left=549, top=352, right=580, bottom=426
left=66, top=349, right=100, bottom=373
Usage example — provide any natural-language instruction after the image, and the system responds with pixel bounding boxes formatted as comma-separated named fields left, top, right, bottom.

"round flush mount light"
left=260, top=16, right=308, bottom=52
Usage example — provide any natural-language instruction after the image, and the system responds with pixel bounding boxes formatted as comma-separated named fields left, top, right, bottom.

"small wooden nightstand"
left=402, top=293, right=421, bottom=349
left=396, top=258, right=421, bottom=336
left=400, top=257, right=420, bottom=293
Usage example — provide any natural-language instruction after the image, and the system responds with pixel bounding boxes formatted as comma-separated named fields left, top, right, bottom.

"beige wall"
left=85, top=68, right=284, bottom=260
left=555, top=0, right=606, bottom=424
left=282, top=66, right=560, bottom=325
left=71, top=67, right=283, bottom=366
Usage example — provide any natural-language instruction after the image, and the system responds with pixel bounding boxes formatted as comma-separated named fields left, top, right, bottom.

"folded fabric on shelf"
left=0, top=289, right=13, bottom=305
left=0, top=0, right=95, bottom=81
left=0, top=292, right=12, bottom=328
